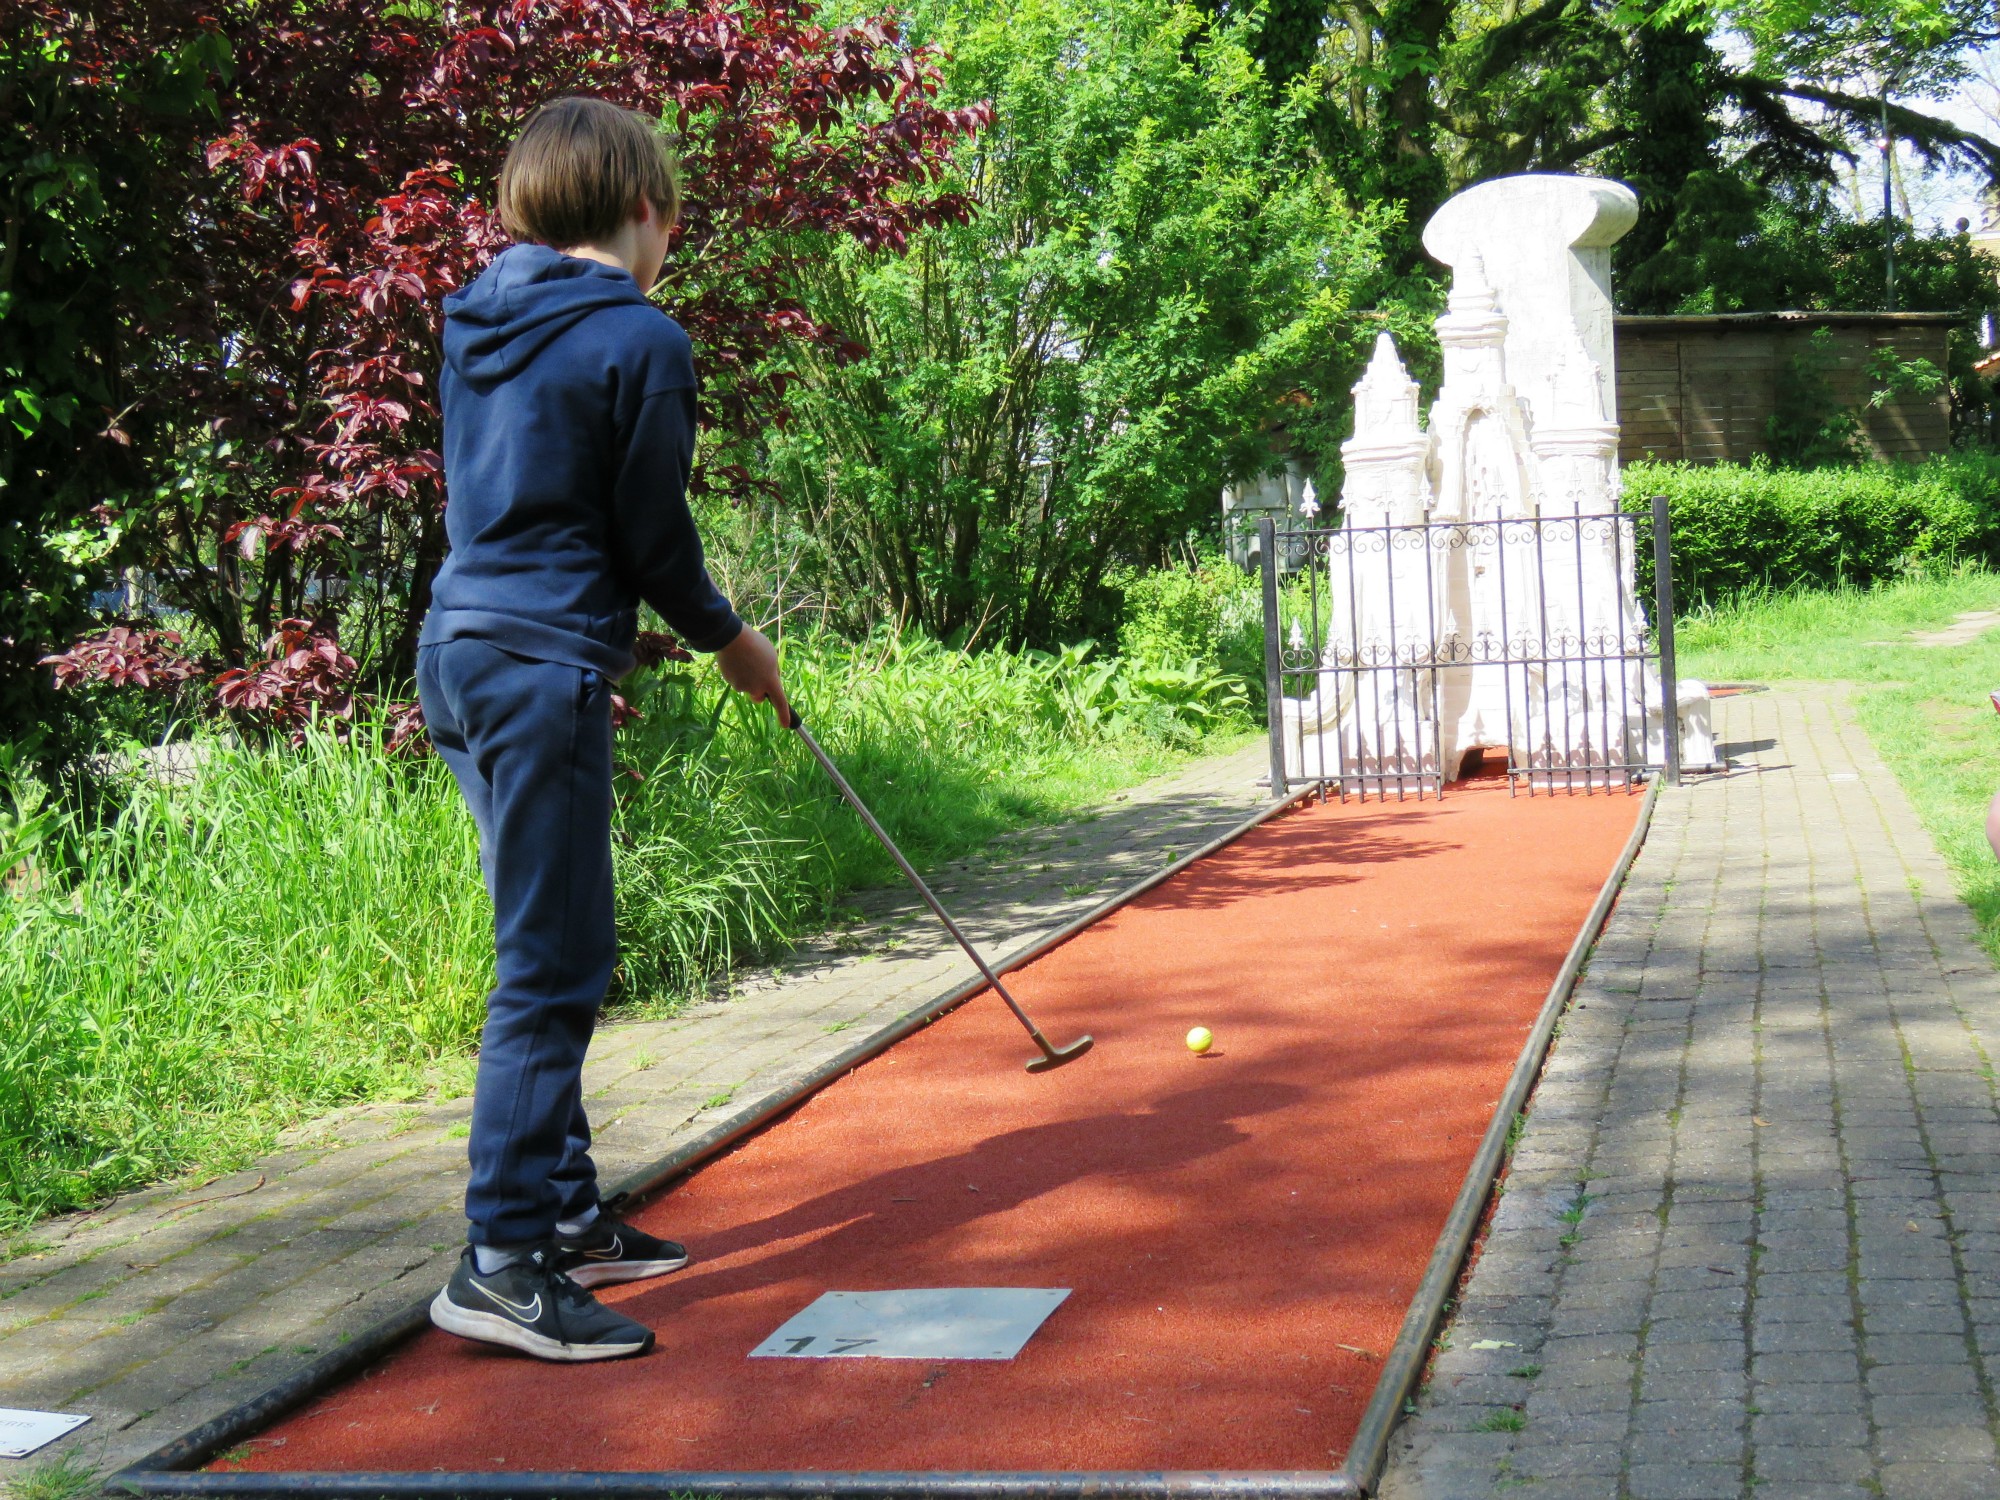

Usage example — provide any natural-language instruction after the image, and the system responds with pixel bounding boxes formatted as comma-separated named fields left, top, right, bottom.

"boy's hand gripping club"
left=782, top=707, right=1093, bottom=1074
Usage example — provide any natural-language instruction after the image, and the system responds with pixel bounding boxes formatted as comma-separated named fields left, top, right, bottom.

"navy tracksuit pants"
left=417, top=638, right=616, bottom=1247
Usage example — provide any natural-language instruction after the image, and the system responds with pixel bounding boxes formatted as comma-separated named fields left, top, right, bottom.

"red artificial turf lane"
left=229, top=778, right=1639, bottom=1475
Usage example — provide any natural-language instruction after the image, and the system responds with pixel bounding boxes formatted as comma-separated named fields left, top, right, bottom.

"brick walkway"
left=0, top=742, right=1268, bottom=1482
left=1382, top=685, right=2000, bottom=1500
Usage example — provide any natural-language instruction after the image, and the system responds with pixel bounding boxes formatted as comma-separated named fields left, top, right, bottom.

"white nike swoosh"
left=468, top=1278, right=542, bottom=1321
left=583, top=1235, right=624, bottom=1261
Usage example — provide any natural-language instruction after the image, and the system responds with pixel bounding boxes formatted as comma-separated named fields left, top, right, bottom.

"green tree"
left=0, top=7, right=234, bottom=770
left=1729, top=0, right=2000, bottom=307
left=1606, top=10, right=1739, bottom=310
left=1297, top=0, right=2000, bottom=284
left=1736, top=0, right=1996, bottom=97
left=754, top=0, right=1423, bottom=647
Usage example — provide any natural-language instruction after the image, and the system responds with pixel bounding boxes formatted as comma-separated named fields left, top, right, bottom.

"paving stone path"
left=1382, top=685, right=2000, bottom=1500
left=0, top=742, right=1268, bottom=1483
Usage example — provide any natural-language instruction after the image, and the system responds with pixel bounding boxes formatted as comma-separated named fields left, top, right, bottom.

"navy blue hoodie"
left=420, top=243, right=742, bottom=677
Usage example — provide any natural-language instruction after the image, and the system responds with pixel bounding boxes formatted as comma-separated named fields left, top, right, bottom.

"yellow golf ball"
left=1186, top=1026, right=1214, bottom=1054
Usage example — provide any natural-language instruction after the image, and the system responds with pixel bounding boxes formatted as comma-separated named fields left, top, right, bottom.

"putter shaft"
left=789, top=716, right=1090, bottom=1070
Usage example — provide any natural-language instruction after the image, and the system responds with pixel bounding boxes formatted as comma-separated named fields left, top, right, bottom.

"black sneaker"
left=553, top=1199, right=690, bottom=1289
left=429, top=1246, right=654, bottom=1362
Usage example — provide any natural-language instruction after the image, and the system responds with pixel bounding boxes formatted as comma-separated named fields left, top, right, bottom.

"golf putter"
left=784, top=709, right=1093, bottom=1074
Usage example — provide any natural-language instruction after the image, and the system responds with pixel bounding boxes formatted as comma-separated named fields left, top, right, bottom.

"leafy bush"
left=0, top=627, right=1240, bottom=1226
left=757, top=0, right=1421, bottom=646
left=1118, top=556, right=1249, bottom=662
left=1038, top=645, right=1249, bottom=747
left=1628, top=455, right=2000, bottom=607
left=1098, top=661, right=1249, bottom=746
left=1115, top=553, right=1267, bottom=705
left=1765, top=328, right=1864, bottom=469
left=0, top=3, right=232, bottom=774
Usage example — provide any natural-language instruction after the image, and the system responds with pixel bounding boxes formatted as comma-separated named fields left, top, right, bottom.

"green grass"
left=1680, top=570, right=2000, bottom=959
left=3, top=1452, right=101, bottom=1500
left=0, top=627, right=1253, bottom=1231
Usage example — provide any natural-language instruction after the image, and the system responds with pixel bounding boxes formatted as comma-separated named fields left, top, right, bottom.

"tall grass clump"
left=0, top=724, right=490, bottom=1226
left=1, top=626, right=1253, bottom=1229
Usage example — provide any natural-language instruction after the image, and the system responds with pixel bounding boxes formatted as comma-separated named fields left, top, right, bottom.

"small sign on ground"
left=750, top=1288, right=1070, bottom=1360
left=0, top=1408, right=90, bottom=1459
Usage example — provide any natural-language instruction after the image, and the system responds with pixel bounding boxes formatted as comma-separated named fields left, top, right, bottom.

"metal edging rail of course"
left=105, top=773, right=1662, bottom=1500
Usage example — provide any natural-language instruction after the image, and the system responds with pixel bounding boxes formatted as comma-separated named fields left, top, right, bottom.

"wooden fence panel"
left=1613, top=314, right=1954, bottom=466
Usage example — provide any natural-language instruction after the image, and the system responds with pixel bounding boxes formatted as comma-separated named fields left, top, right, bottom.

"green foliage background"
left=14, top=0, right=2000, bottom=727
left=1630, top=455, right=2000, bottom=605
left=1115, top=552, right=1268, bottom=704
left=747, top=0, right=1433, bottom=648
left=0, top=18, right=236, bottom=775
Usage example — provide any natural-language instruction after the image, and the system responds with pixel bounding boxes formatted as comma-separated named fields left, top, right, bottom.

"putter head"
left=1025, top=1035, right=1094, bottom=1073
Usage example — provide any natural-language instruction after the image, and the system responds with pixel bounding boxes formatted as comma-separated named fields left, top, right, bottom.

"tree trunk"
left=1371, top=0, right=1454, bottom=270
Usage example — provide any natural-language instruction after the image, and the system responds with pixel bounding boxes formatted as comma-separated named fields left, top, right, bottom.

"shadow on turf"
left=564, top=1075, right=1311, bottom=1334
left=1130, top=807, right=1454, bottom=913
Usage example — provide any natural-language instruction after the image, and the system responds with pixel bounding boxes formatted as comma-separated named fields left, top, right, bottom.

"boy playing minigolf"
left=417, top=96, right=789, bottom=1362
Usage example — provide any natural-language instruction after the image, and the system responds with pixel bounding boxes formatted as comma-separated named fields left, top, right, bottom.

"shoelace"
left=518, top=1249, right=577, bottom=1293
left=519, top=1249, right=603, bottom=1338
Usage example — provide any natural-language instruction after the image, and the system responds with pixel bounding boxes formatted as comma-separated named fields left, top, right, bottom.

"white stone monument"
left=1283, top=173, right=1715, bottom=790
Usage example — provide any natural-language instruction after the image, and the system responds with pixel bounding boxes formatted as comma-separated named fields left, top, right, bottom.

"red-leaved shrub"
left=40, top=627, right=207, bottom=694
left=32, top=0, right=987, bottom=721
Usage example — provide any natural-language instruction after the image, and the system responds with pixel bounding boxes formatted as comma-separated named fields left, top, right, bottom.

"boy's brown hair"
left=498, top=97, right=681, bottom=249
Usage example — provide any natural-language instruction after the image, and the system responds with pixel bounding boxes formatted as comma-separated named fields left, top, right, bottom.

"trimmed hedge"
left=1627, top=455, right=2000, bottom=607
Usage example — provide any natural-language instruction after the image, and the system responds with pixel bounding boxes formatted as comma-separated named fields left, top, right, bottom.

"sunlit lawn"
left=1680, top=570, right=2000, bottom=957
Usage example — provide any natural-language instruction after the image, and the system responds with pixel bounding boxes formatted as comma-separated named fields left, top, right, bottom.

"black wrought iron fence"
left=1258, top=495, right=1681, bottom=801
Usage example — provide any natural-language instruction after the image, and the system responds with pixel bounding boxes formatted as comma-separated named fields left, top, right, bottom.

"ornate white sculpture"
left=1303, top=332, right=1441, bottom=783
left=1284, top=173, right=1715, bottom=790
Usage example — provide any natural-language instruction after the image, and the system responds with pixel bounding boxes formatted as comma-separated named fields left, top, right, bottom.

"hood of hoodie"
left=442, top=244, right=651, bottom=386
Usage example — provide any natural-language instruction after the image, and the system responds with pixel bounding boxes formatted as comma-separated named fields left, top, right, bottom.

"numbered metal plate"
left=749, top=1288, right=1071, bottom=1361
left=0, top=1408, right=90, bottom=1459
